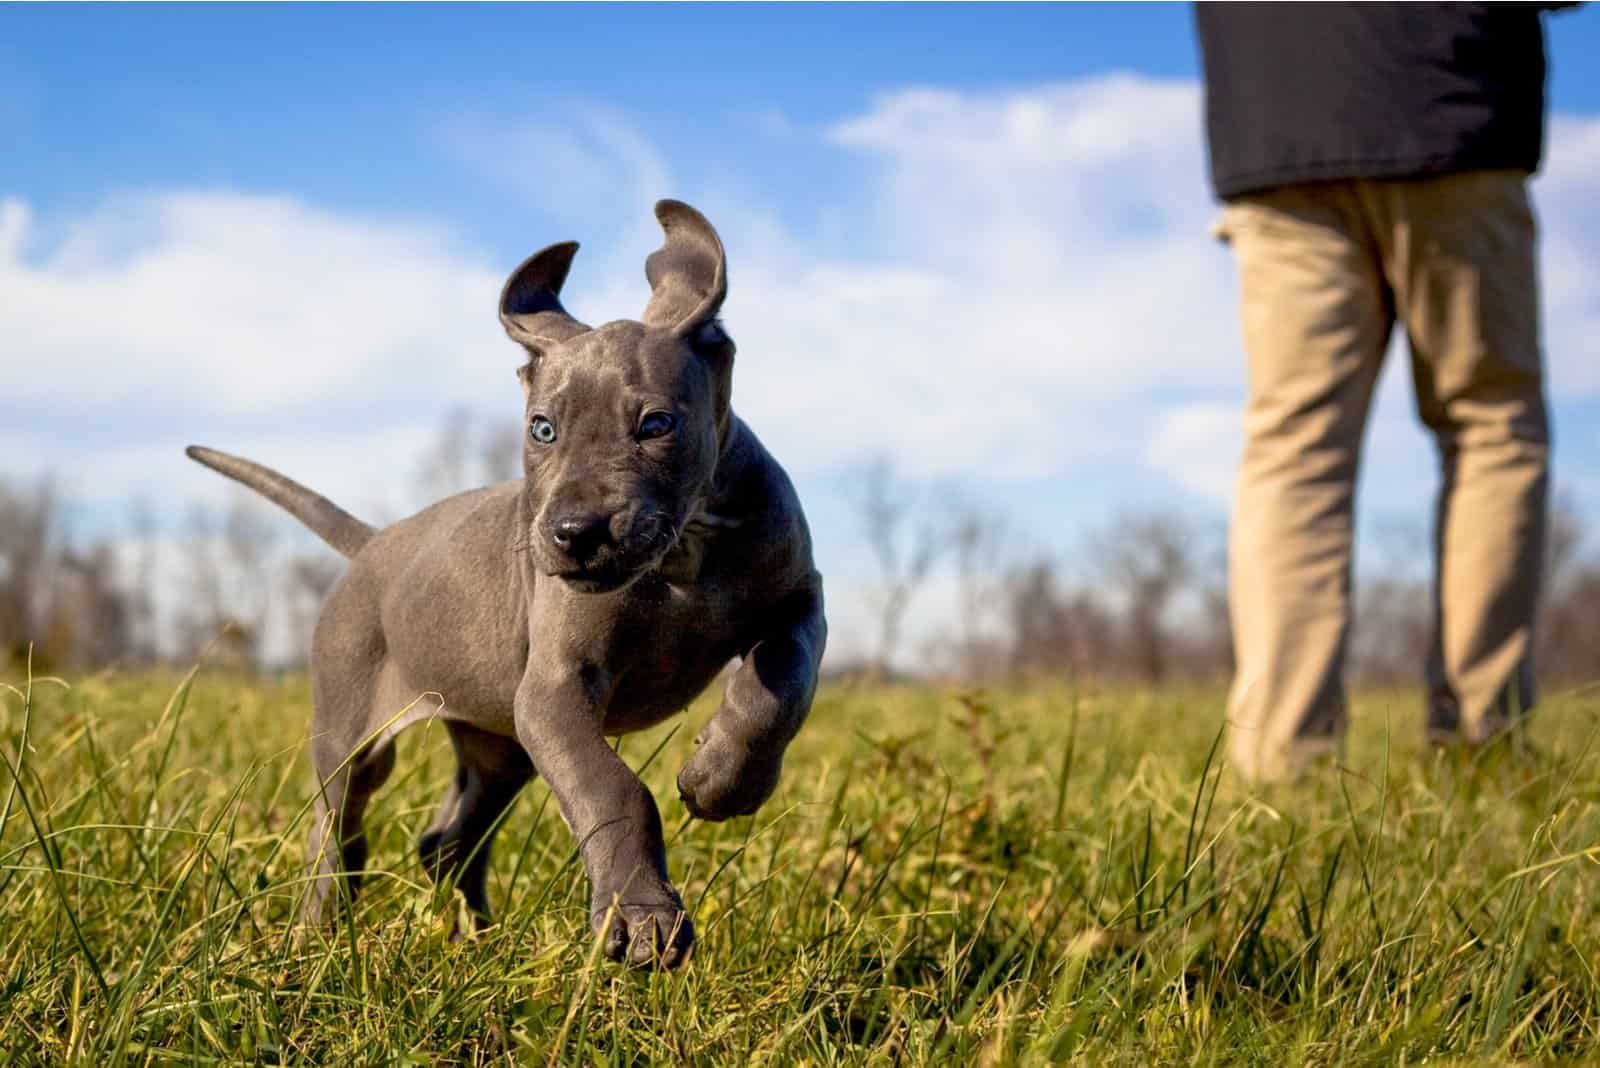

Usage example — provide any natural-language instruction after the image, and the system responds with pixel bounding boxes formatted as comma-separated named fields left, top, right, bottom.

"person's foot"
left=1425, top=724, right=1545, bottom=777
left=1229, top=741, right=1343, bottom=787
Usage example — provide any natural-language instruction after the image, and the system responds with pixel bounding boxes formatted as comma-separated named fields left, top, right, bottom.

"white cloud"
left=1146, top=403, right=1241, bottom=502
left=13, top=422, right=440, bottom=524
left=14, top=79, right=1593, bottom=501
left=1538, top=116, right=1600, bottom=397
left=0, top=192, right=511, bottom=417
left=437, top=102, right=677, bottom=300
left=725, top=76, right=1242, bottom=482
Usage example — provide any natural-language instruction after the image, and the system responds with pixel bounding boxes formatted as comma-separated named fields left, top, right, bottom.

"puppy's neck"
left=654, top=418, right=750, bottom=585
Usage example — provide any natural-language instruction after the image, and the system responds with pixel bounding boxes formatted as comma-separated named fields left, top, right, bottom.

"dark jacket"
left=1196, top=3, right=1563, bottom=199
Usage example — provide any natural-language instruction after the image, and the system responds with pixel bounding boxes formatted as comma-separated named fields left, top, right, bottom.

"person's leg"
left=1223, top=184, right=1393, bottom=783
left=1380, top=172, right=1549, bottom=744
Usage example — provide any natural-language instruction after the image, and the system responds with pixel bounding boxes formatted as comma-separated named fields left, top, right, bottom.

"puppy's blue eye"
left=529, top=416, right=556, bottom=444
left=638, top=411, right=676, bottom=440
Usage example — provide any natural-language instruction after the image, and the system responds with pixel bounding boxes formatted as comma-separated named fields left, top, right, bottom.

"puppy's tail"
left=185, top=446, right=376, bottom=558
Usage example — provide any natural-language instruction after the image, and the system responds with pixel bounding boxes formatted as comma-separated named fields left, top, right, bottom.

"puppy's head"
left=500, top=200, right=736, bottom=593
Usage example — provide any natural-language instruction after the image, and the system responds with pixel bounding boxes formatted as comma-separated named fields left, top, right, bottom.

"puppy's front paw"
left=677, top=723, right=782, bottom=821
left=591, top=890, right=695, bottom=970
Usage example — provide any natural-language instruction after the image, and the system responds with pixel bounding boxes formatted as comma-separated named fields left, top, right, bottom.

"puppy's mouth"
left=541, top=516, right=685, bottom=593
left=550, top=564, right=637, bottom=594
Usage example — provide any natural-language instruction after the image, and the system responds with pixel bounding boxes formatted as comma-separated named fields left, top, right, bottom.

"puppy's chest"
left=624, top=579, right=747, bottom=663
left=597, top=581, right=752, bottom=730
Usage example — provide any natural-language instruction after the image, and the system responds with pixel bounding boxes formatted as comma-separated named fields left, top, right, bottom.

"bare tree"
left=223, top=493, right=278, bottom=660
left=1349, top=518, right=1432, bottom=685
left=948, top=502, right=1008, bottom=679
left=1349, top=578, right=1432, bottom=685
left=417, top=408, right=525, bottom=502
left=1004, top=557, right=1116, bottom=680
left=478, top=420, right=525, bottom=485
left=1092, top=511, right=1194, bottom=683
left=172, top=493, right=277, bottom=669
left=416, top=407, right=474, bottom=504
left=0, top=478, right=59, bottom=666
left=49, top=543, right=135, bottom=667
left=175, top=499, right=268, bottom=669
left=0, top=477, right=156, bottom=670
left=1188, top=527, right=1233, bottom=679
left=122, top=498, right=162, bottom=662
left=174, top=504, right=223, bottom=664
left=855, top=459, right=947, bottom=678
left=283, top=552, right=343, bottom=665
left=1545, top=493, right=1586, bottom=591
left=982, top=513, right=1227, bottom=685
left=1539, top=496, right=1600, bottom=684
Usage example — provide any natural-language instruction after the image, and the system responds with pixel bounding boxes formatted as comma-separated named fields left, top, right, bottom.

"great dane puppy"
left=187, top=200, right=825, bottom=969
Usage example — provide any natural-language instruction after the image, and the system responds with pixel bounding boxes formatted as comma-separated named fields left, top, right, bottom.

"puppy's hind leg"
left=302, top=729, right=396, bottom=926
left=298, top=572, right=412, bottom=927
left=300, top=649, right=408, bottom=928
left=418, top=721, right=534, bottom=937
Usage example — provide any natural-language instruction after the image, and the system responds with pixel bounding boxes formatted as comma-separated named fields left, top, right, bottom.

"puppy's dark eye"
left=529, top=416, right=557, bottom=444
left=637, top=411, right=676, bottom=440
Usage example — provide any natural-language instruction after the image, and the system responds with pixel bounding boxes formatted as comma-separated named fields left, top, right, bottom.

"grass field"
left=2, top=664, right=1599, bottom=1065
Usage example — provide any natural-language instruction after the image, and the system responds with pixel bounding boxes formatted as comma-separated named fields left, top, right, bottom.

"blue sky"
left=3, top=6, right=1202, bottom=225
left=4, top=4, right=1599, bottom=664
left=7, top=5, right=1596, bottom=245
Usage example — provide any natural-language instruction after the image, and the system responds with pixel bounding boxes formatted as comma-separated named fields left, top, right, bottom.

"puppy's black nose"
left=550, top=512, right=611, bottom=559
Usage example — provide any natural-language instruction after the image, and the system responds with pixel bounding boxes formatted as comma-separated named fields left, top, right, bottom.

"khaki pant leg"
left=1377, top=172, right=1549, bottom=742
left=1223, top=186, right=1394, bottom=783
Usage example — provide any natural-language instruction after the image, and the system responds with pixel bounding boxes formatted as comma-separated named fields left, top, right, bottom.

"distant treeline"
left=5, top=418, right=1599, bottom=687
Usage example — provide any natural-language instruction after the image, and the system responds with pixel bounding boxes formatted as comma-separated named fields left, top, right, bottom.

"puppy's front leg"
left=678, top=582, right=826, bottom=821
left=514, top=670, right=694, bottom=969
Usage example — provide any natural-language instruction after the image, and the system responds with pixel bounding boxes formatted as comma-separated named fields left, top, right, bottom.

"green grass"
left=2, top=664, right=1599, bottom=1065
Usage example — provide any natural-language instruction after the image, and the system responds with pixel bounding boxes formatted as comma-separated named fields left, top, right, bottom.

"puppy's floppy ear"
left=641, top=200, right=729, bottom=342
left=499, top=241, right=590, bottom=356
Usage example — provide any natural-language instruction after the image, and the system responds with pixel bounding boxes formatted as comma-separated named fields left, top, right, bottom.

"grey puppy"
left=186, top=200, right=825, bottom=969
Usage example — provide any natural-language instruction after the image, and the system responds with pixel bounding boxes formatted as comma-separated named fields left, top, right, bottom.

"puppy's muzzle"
left=540, top=508, right=680, bottom=590
left=549, top=511, right=613, bottom=563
